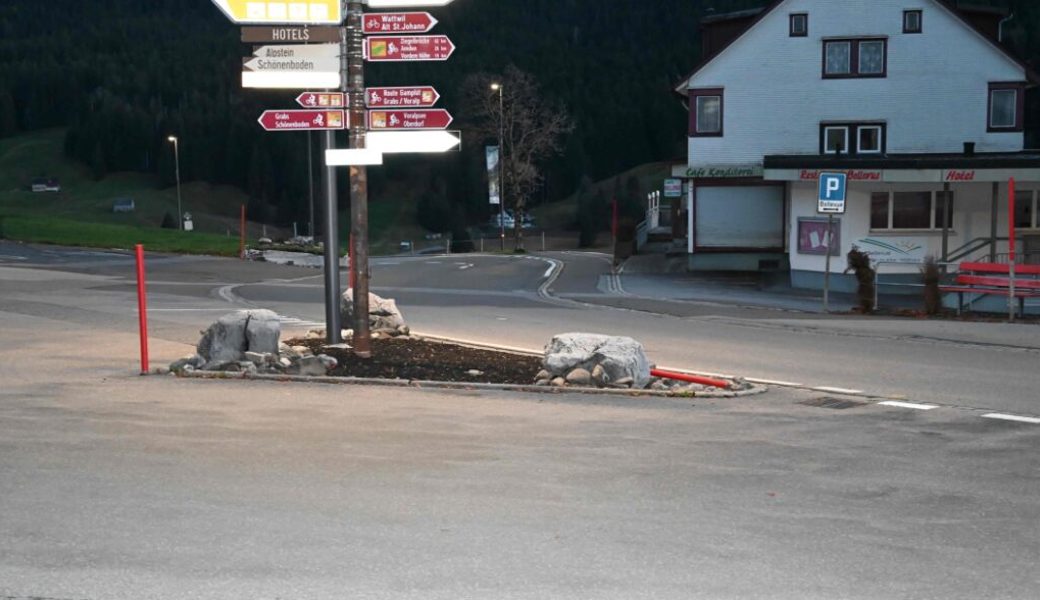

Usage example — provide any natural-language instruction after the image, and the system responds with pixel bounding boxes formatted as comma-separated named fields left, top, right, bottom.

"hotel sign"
left=672, top=164, right=763, bottom=179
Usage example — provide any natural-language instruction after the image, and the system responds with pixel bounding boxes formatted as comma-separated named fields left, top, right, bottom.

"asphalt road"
left=2, top=242, right=1040, bottom=598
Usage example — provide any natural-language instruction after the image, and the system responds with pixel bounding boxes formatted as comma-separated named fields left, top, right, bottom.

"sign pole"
left=1009, top=177, right=1017, bottom=322
left=322, top=124, right=343, bottom=344
left=347, top=0, right=372, bottom=356
left=823, top=213, right=833, bottom=313
left=307, top=130, right=315, bottom=237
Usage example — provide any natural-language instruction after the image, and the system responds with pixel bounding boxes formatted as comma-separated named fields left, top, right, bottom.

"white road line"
left=878, top=400, right=939, bottom=411
left=746, top=378, right=804, bottom=387
left=0, top=254, right=27, bottom=261
left=543, top=265, right=554, bottom=279
left=812, top=386, right=865, bottom=395
left=981, top=413, right=1040, bottom=425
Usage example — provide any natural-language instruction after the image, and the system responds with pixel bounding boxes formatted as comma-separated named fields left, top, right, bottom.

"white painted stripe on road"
left=981, top=413, right=1040, bottom=424
left=543, top=265, right=554, bottom=279
left=0, top=254, right=27, bottom=260
left=812, top=386, right=865, bottom=395
left=878, top=400, right=939, bottom=411
left=746, top=378, right=804, bottom=387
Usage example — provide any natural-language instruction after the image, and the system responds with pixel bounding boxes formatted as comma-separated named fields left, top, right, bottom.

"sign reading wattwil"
left=362, top=12, right=437, bottom=34
left=212, top=0, right=342, bottom=24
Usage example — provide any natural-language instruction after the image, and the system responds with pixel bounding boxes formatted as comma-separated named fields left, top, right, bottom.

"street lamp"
left=490, top=82, right=505, bottom=250
left=167, top=136, right=183, bottom=231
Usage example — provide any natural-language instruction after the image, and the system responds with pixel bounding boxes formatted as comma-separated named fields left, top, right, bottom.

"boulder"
left=544, top=333, right=651, bottom=389
left=565, top=368, right=593, bottom=386
left=341, top=289, right=407, bottom=334
left=296, top=355, right=330, bottom=376
left=196, top=310, right=281, bottom=367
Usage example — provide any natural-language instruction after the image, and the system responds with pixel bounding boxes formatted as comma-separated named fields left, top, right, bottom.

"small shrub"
left=160, top=211, right=176, bottom=229
left=845, top=246, right=876, bottom=313
left=921, top=256, right=942, bottom=315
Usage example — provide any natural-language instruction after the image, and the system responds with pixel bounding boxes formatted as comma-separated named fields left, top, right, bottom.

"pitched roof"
left=674, top=0, right=1037, bottom=95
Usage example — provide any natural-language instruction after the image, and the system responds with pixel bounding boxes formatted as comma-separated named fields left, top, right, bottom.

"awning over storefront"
left=763, top=152, right=1040, bottom=182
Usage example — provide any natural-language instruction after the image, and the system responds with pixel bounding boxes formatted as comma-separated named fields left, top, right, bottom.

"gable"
left=675, top=0, right=1034, bottom=93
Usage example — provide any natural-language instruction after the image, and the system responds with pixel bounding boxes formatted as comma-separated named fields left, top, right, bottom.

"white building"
left=673, top=0, right=1039, bottom=294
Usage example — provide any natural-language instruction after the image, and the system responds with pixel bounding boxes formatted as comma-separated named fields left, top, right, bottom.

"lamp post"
left=167, top=136, right=182, bottom=231
left=490, top=82, right=505, bottom=250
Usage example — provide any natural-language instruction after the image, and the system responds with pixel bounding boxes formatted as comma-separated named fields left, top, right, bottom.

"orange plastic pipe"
left=651, top=368, right=730, bottom=389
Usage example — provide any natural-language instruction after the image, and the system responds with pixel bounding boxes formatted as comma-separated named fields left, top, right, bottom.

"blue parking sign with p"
left=818, top=172, right=847, bottom=214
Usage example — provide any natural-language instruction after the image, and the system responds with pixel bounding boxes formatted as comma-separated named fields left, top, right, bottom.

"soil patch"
left=292, top=337, right=542, bottom=384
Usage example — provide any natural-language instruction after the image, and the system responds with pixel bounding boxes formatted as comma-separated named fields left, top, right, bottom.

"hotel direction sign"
left=241, top=25, right=341, bottom=43
left=671, top=164, right=764, bottom=179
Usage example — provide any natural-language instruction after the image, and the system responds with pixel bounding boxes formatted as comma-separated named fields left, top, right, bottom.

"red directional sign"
left=295, top=91, right=347, bottom=108
left=362, top=12, right=438, bottom=34
left=364, top=35, right=455, bottom=62
left=367, top=109, right=453, bottom=130
left=365, top=86, right=440, bottom=108
left=258, top=109, right=346, bottom=131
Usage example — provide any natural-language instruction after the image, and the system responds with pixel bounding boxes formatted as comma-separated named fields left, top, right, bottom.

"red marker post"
left=1009, top=177, right=1017, bottom=321
left=135, top=244, right=149, bottom=374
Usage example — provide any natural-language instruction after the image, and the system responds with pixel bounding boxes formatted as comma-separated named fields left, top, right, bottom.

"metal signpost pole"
left=168, top=136, right=182, bottom=230
left=347, top=0, right=371, bottom=356
left=308, top=130, right=315, bottom=237
left=823, top=213, right=833, bottom=313
left=322, top=122, right=343, bottom=344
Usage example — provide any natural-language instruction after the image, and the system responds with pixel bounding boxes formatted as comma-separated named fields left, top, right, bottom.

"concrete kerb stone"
left=174, top=369, right=767, bottom=398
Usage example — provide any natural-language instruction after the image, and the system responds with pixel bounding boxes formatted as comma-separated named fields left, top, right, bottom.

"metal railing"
left=945, top=237, right=1007, bottom=264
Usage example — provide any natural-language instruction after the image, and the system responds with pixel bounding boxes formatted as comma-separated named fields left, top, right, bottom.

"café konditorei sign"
left=671, top=164, right=764, bottom=179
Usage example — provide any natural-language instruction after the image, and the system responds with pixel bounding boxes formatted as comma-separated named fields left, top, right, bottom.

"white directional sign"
left=367, top=130, right=461, bottom=154
left=211, top=0, right=342, bottom=24
left=242, top=71, right=341, bottom=89
left=244, top=54, right=340, bottom=73
left=325, top=149, right=384, bottom=166
left=366, top=0, right=454, bottom=7
left=252, top=43, right=339, bottom=60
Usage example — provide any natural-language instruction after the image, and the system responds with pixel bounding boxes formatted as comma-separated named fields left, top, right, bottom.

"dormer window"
left=903, top=10, right=923, bottom=33
left=790, top=13, right=808, bottom=37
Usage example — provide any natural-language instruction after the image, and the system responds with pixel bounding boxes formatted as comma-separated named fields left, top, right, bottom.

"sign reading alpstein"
left=364, top=35, right=455, bottom=62
left=365, top=86, right=440, bottom=108
left=362, top=12, right=438, bottom=34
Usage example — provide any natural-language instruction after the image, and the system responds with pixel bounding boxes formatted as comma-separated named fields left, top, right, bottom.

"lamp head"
left=167, top=136, right=177, bottom=143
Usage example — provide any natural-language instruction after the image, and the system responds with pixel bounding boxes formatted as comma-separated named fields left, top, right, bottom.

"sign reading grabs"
left=817, top=172, right=847, bottom=214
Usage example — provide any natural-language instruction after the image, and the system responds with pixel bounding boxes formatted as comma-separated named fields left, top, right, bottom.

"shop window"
left=790, top=13, right=808, bottom=37
left=824, top=38, right=887, bottom=78
left=903, top=10, right=922, bottom=34
left=989, top=83, right=1024, bottom=131
left=871, top=190, right=954, bottom=230
left=690, top=88, right=723, bottom=137
left=821, top=123, right=886, bottom=154
left=1015, top=190, right=1036, bottom=229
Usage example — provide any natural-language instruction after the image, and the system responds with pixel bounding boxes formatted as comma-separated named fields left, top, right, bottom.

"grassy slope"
left=530, top=162, right=673, bottom=230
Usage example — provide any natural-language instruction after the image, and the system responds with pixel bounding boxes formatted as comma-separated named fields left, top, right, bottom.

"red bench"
left=940, top=262, right=1040, bottom=316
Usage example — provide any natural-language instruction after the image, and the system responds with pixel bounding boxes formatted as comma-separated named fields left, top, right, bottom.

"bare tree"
left=462, top=65, right=573, bottom=251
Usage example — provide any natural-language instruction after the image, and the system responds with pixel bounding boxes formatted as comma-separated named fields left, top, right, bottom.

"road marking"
left=878, top=400, right=939, bottom=411
left=217, top=285, right=240, bottom=303
left=543, top=265, right=554, bottom=279
left=981, top=413, right=1040, bottom=425
left=746, top=378, right=804, bottom=387
left=812, top=386, right=865, bottom=395
left=0, top=254, right=27, bottom=261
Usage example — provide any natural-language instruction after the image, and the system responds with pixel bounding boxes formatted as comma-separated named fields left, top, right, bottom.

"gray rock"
left=543, top=333, right=652, bottom=389
left=466, top=369, right=484, bottom=377
left=535, top=369, right=550, bottom=381
left=397, top=325, right=411, bottom=336
left=197, top=310, right=281, bottom=364
left=291, top=345, right=312, bottom=357
left=591, top=364, right=608, bottom=385
left=279, top=357, right=292, bottom=368
left=550, top=377, right=567, bottom=387
left=318, top=354, right=338, bottom=370
left=169, top=354, right=204, bottom=372
left=296, top=355, right=330, bottom=376
left=565, top=368, right=593, bottom=386
left=279, top=343, right=299, bottom=359
left=534, top=379, right=549, bottom=386
left=611, top=376, right=635, bottom=389
left=341, top=289, right=407, bottom=334
left=650, top=380, right=668, bottom=391
left=244, top=351, right=273, bottom=366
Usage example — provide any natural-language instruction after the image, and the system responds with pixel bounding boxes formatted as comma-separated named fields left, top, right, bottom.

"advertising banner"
left=486, top=146, right=501, bottom=205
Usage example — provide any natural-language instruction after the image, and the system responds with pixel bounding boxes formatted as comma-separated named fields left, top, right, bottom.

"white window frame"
left=871, top=190, right=955, bottom=231
left=790, top=13, right=808, bottom=37
left=857, top=40, right=886, bottom=75
left=903, top=10, right=922, bottom=34
left=857, top=125, right=883, bottom=154
left=823, top=126, right=849, bottom=154
left=990, top=88, right=1018, bottom=129
left=694, top=95, right=722, bottom=135
left=824, top=41, right=852, bottom=76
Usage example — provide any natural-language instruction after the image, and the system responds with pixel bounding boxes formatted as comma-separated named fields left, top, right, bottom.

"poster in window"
left=798, top=218, right=840, bottom=256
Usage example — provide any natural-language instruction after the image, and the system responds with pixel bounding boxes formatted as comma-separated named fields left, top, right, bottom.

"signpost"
left=663, top=178, right=682, bottom=198
left=241, top=25, right=342, bottom=43
left=365, top=86, right=440, bottom=108
left=367, top=130, right=461, bottom=153
left=244, top=54, right=340, bottom=73
left=296, top=91, right=346, bottom=108
left=818, top=172, right=847, bottom=313
left=362, top=12, right=438, bottom=34
left=242, top=71, right=340, bottom=89
left=367, top=109, right=453, bottom=130
left=364, top=35, right=455, bottom=61
left=252, top=43, right=339, bottom=60
left=257, top=110, right=346, bottom=131
left=211, top=0, right=342, bottom=24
